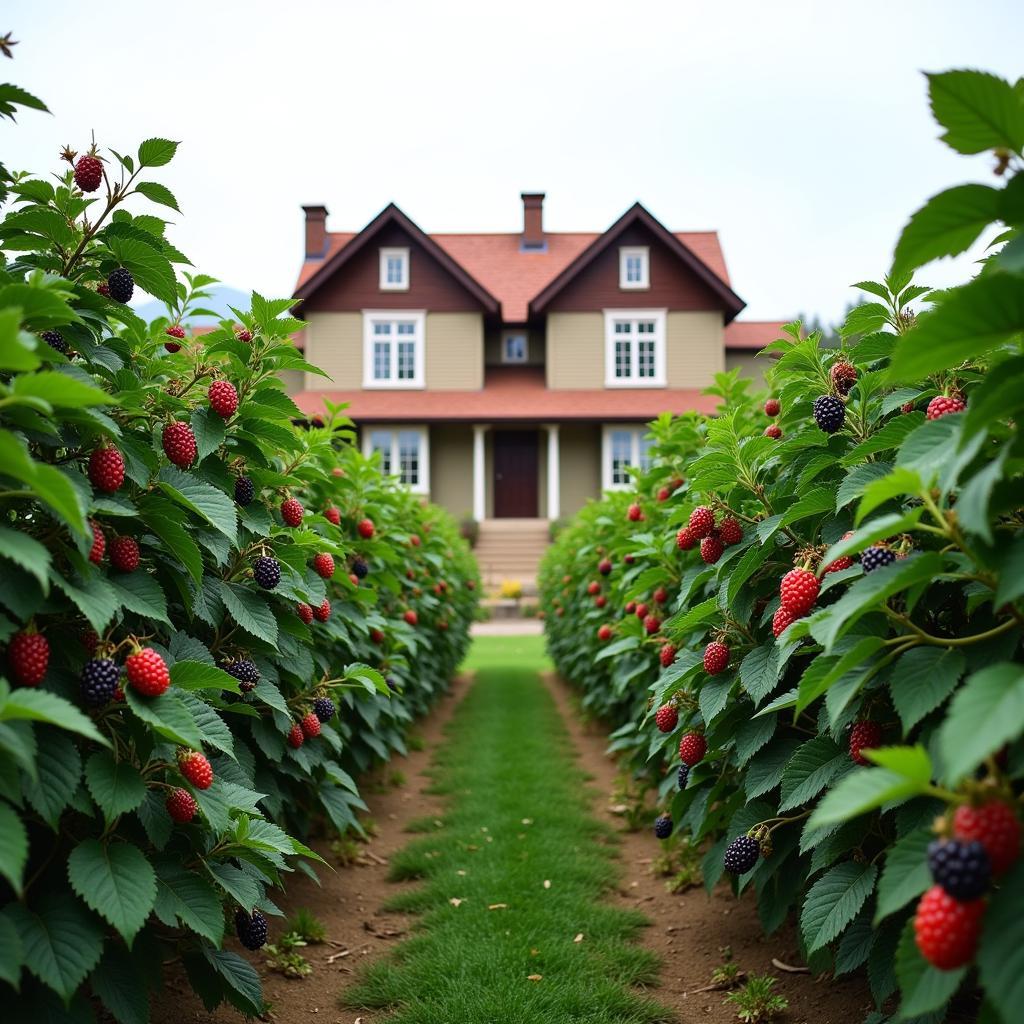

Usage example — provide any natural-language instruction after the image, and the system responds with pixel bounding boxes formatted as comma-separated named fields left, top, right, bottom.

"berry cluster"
left=677, top=506, right=743, bottom=563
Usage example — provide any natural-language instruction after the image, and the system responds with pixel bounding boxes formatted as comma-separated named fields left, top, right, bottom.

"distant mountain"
left=132, top=284, right=255, bottom=326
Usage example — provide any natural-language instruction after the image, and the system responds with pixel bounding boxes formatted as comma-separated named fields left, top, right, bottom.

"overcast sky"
left=5, top=0, right=1021, bottom=323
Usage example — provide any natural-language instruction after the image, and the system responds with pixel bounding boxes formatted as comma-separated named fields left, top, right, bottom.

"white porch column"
left=472, top=424, right=487, bottom=522
left=545, top=423, right=560, bottom=521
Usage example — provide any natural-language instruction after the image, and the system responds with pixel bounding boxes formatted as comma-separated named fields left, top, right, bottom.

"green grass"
left=343, top=664, right=671, bottom=1023
left=460, top=632, right=551, bottom=674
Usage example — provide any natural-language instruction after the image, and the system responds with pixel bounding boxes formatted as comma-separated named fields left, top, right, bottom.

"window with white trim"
left=362, top=311, right=425, bottom=388
left=619, top=246, right=649, bottom=289
left=602, top=426, right=654, bottom=491
left=379, top=247, right=409, bottom=290
left=604, top=310, right=666, bottom=387
left=364, top=426, right=429, bottom=493
left=501, top=331, right=528, bottom=364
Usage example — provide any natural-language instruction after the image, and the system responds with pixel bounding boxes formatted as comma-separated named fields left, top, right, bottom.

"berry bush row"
left=0, top=75, right=478, bottom=1019
left=540, top=69, right=1024, bottom=1024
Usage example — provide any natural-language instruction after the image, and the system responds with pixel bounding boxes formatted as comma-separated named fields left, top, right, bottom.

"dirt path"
left=541, top=671, right=875, bottom=1024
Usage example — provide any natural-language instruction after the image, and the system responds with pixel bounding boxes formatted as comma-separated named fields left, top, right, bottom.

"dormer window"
left=501, top=331, right=528, bottom=364
left=379, top=247, right=409, bottom=290
left=619, top=246, right=649, bottom=289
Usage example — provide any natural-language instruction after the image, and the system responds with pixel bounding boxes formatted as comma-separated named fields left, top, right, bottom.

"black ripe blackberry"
left=107, top=267, right=134, bottom=304
left=654, top=814, right=673, bottom=840
left=928, top=838, right=991, bottom=901
left=80, top=657, right=120, bottom=707
left=724, top=834, right=759, bottom=875
left=224, top=658, right=260, bottom=692
left=252, top=555, right=281, bottom=590
left=312, top=696, right=336, bottom=722
left=234, top=908, right=268, bottom=950
left=234, top=475, right=255, bottom=507
left=813, top=395, right=845, bottom=434
left=385, top=676, right=397, bottom=692
left=352, top=557, right=370, bottom=579
left=861, top=546, right=896, bottom=573
left=677, top=763, right=690, bottom=789
left=41, top=330, right=69, bottom=355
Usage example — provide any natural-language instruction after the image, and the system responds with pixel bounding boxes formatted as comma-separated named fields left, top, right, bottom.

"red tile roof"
left=291, top=367, right=720, bottom=423
left=295, top=229, right=731, bottom=323
left=724, top=321, right=787, bottom=350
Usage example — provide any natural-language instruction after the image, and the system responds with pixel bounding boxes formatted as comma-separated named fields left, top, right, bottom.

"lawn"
left=460, top=632, right=552, bottom=674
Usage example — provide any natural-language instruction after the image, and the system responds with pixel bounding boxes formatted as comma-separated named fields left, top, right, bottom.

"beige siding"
left=428, top=425, right=473, bottom=518
left=726, top=351, right=767, bottom=388
left=279, top=369, right=304, bottom=396
left=559, top=424, right=601, bottom=517
left=302, top=312, right=361, bottom=390
left=425, top=313, right=483, bottom=390
left=666, top=311, right=725, bottom=387
left=546, top=313, right=604, bottom=389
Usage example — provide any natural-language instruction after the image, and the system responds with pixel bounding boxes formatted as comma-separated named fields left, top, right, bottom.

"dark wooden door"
left=493, top=430, right=539, bottom=518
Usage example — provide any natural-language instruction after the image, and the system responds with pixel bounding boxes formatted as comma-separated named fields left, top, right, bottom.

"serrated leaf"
left=90, top=944, right=149, bottom=1024
left=134, top=180, right=180, bottom=212
left=0, top=525, right=51, bottom=592
left=137, top=138, right=180, bottom=167
left=108, top=571, right=170, bottom=624
left=170, top=660, right=240, bottom=693
left=0, top=684, right=107, bottom=745
left=0, top=801, right=28, bottom=894
left=801, top=860, right=877, bottom=953
left=889, top=647, right=965, bottom=734
left=84, top=751, right=146, bottom=821
left=178, top=692, right=235, bottom=759
left=927, top=69, right=1024, bottom=155
left=153, top=861, right=224, bottom=945
left=779, top=736, right=848, bottom=811
left=745, top=737, right=801, bottom=800
left=22, top=729, right=82, bottom=829
left=895, top=916, right=964, bottom=1017
left=0, top=911, right=22, bottom=987
left=875, top=828, right=932, bottom=923
left=157, top=467, right=237, bottom=543
left=67, top=839, right=156, bottom=943
left=202, top=947, right=262, bottom=1015
left=124, top=687, right=204, bottom=748
left=977, top=862, right=1024, bottom=1023
left=219, top=582, right=278, bottom=646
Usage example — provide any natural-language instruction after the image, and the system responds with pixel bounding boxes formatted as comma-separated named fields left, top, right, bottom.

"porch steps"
left=474, top=518, right=551, bottom=596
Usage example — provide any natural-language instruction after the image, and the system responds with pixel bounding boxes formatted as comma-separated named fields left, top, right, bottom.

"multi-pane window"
left=604, top=426, right=654, bottom=490
left=365, top=426, right=428, bottom=492
left=502, top=332, right=528, bottom=363
left=363, top=312, right=424, bottom=387
left=605, top=311, right=665, bottom=386
left=379, top=247, right=409, bottom=290
left=619, top=246, right=649, bottom=289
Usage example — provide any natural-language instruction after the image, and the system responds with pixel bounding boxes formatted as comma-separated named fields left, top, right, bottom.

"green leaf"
left=152, top=861, right=224, bottom=945
left=801, top=861, right=877, bottom=953
left=0, top=801, right=28, bottom=894
left=84, top=751, right=146, bottom=821
left=90, top=944, right=149, bottom=1024
left=137, top=138, right=180, bottom=167
left=796, top=637, right=883, bottom=712
left=202, top=947, right=262, bottom=1016
left=738, top=645, right=780, bottom=705
left=207, top=862, right=261, bottom=910
left=22, top=729, right=82, bottom=829
left=170, top=660, right=241, bottom=693
left=190, top=407, right=225, bottom=463
left=158, top=467, right=237, bottom=543
left=808, top=754, right=932, bottom=830
left=12, top=370, right=116, bottom=409
left=938, top=662, right=1024, bottom=784
left=0, top=525, right=51, bottom=592
left=855, top=467, right=924, bottom=524
left=51, top=569, right=120, bottom=633
left=890, top=647, right=965, bottom=734
left=219, top=582, right=278, bottom=646
left=927, top=69, right=1024, bottom=155
left=0, top=430, right=86, bottom=533
left=891, top=184, right=1001, bottom=276
left=105, top=235, right=177, bottom=305
left=957, top=445, right=1010, bottom=542
left=0, top=911, right=22, bottom=987
left=895, top=917, right=964, bottom=1017
left=875, top=828, right=932, bottom=923
left=124, top=687, right=205, bottom=748
left=779, top=737, right=849, bottom=811
left=0, top=684, right=107, bottom=745
left=745, top=738, right=801, bottom=800
left=179, top=692, right=234, bottom=759
left=138, top=495, right=203, bottom=583
left=6, top=892, right=104, bottom=1001
left=977, top=862, right=1024, bottom=1023
left=134, top=180, right=180, bottom=212
left=108, top=571, right=170, bottom=624
left=67, top=839, right=156, bottom=944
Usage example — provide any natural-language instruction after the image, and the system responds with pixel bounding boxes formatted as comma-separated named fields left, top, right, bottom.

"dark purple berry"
left=252, top=555, right=280, bottom=590
left=861, top=546, right=897, bottom=573
left=234, top=908, right=268, bottom=950
left=234, top=475, right=255, bottom=507
left=724, top=834, right=759, bottom=875
left=352, top=558, right=369, bottom=579
left=80, top=657, right=120, bottom=707
left=928, top=838, right=991, bottom=901
left=312, top=696, right=336, bottom=723
left=41, top=330, right=69, bottom=354
left=224, top=659, right=260, bottom=693
left=107, top=267, right=134, bottom=304
left=677, top=763, right=689, bottom=790
left=813, top=394, right=845, bottom=434
left=654, top=814, right=673, bottom=840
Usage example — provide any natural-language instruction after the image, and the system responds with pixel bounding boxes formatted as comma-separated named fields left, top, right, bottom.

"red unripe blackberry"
left=659, top=643, right=677, bottom=668
left=350, top=573, right=359, bottom=585
left=314, top=599, right=331, bottom=622
left=587, top=581, right=600, bottom=596
left=914, top=885, right=984, bottom=970
left=598, top=559, right=612, bottom=576
left=410, top=533, right=421, bottom=547
left=653, top=586, right=668, bottom=604
left=676, top=527, right=696, bottom=551
left=296, top=602, right=313, bottom=624
left=595, top=595, right=607, bottom=608
left=849, top=720, right=882, bottom=765
left=281, top=497, right=304, bottom=526
left=772, top=606, right=797, bottom=638
left=235, top=327, right=253, bottom=343
left=700, top=535, right=724, bottom=564
left=624, top=601, right=636, bottom=615
left=719, top=518, right=743, bottom=546
left=703, top=641, right=730, bottom=675
left=927, top=395, right=966, bottom=420
left=764, top=398, right=780, bottom=417
left=313, top=552, right=335, bottom=579
left=679, top=732, right=707, bottom=766
left=97, top=283, right=110, bottom=297
left=688, top=506, right=715, bottom=539
left=657, top=487, right=670, bottom=502
left=178, top=750, right=213, bottom=790
left=162, top=421, right=197, bottom=467
left=324, top=505, right=341, bottom=525
left=764, top=424, right=783, bottom=439
left=74, top=154, right=103, bottom=192
left=901, top=401, right=916, bottom=414
left=286, top=723, right=304, bottom=748
left=41, top=329, right=69, bottom=354
left=8, top=631, right=49, bottom=686
left=234, top=476, right=255, bottom=506
left=235, top=908, right=268, bottom=950
left=654, top=814, right=673, bottom=840
left=623, top=554, right=635, bottom=565
left=164, top=323, right=186, bottom=352
left=109, top=535, right=140, bottom=572
left=88, top=445, right=125, bottom=493
left=166, top=787, right=197, bottom=823
left=208, top=380, right=238, bottom=417
left=780, top=568, right=819, bottom=615
left=404, top=609, right=418, bottom=627
left=724, top=835, right=759, bottom=875
left=88, top=519, right=106, bottom=564
left=80, top=628, right=99, bottom=656
left=125, top=647, right=170, bottom=697
left=357, top=517, right=375, bottom=539
left=830, top=360, right=858, bottom=396
left=813, top=394, right=845, bottom=433
left=370, top=627, right=385, bottom=644
left=822, top=553, right=853, bottom=574
left=597, top=624, right=612, bottom=641
left=107, top=267, right=134, bottom=303
left=953, top=801, right=1021, bottom=875
left=627, top=503, right=643, bottom=522
left=643, top=614, right=661, bottom=635
left=654, top=705, right=678, bottom=733
left=635, top=602, right=649, bottom=619
left=252, top=555, right=281, bottom=590
left=301, top=712, right=321, bottom=739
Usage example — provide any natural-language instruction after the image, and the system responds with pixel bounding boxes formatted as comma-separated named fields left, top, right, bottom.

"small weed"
left=330, top=835, right=362, bottom=866
left=610, top=773, right=651, bottom=833
left=285, top=908, right=326, bottom=943
left=725, top=974, right=789, bottom=1023
left=405, top=816, right=443, bottom=834
left=265, top=932, right=313, bottom=979
left=361, top=817, right=380, bottom=838
left=388, top=769, right=407, bottom=788
left=651, top=837, right=703, bottom=892
left=709, top=947, right=743, bottom=989
left=406, top=733, right=426, bottom=752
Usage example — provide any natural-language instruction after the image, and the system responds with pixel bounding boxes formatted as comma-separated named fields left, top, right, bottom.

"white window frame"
left=603, top=309, right=666, bottom=388
left=363, top=425, right=430, bottom=494
left=601, top=425, right=654, bottom=491
left=619, top=246, right=649, bottom=289
left=362, top=310, right=425, bottom=389
left=379, top=247, right=409, bottom=291
left=501, top=330, right=529, bottom=364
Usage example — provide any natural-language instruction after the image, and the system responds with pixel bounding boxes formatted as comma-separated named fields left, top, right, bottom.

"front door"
left=493, top=430, right=539, bottom=518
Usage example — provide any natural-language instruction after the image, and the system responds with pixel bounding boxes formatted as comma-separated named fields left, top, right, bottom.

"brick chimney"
left=302, top=205, right=329, bottom=259
left=520, top=192, right=546, bottom=250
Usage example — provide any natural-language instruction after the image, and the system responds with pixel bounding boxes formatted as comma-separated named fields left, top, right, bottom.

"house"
left=289, top=194, right=782, bottom=579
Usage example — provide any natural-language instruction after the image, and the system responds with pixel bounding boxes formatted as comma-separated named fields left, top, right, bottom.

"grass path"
left=343, top=637, right=671, bottom=1023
